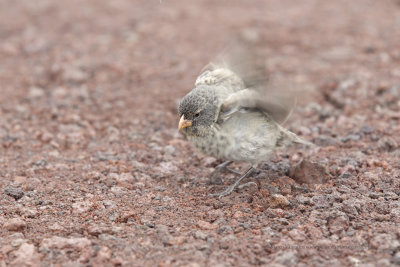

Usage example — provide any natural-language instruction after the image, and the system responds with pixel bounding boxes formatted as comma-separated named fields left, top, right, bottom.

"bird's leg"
left=215, top=160, right=234, bottom=172
left=211, top=166, right=256, bottom=198
left=209, top=161, right=241, bottom=184
left=214, top=160, right=242, bottom=175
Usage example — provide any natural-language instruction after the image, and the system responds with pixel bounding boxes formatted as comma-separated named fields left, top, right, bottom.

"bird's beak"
left=178, top=115, right=192, bottom=130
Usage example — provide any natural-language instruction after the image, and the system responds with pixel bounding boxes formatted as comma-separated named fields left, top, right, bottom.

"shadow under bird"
left=178, top=47, right=314, bottom=198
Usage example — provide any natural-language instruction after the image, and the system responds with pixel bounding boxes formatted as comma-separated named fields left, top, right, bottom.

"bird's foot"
left=210, top=166, right=256, bottom=198
left=214, top=161, right=242, bottom=175
left=225, top=167, right=242, bottom=176
left=213, top=161, right=233, bottom=173
left=209, top=184, right=237, bottom=199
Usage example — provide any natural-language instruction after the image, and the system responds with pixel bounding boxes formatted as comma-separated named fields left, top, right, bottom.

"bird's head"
left=178, top=87, right=219, bottom=136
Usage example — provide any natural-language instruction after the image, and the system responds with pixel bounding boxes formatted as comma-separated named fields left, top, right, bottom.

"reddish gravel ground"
left=1, top=0, right=400, bottom=266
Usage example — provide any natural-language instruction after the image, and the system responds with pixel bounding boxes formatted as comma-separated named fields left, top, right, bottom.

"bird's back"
left=218, top=110, right=281, bottom=164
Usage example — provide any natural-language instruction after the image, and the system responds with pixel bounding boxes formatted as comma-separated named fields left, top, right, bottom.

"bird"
left=178, top=46, right=314, bottom=198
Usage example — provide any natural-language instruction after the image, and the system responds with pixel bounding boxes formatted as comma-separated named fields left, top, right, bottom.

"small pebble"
left=269, top=194, right=290, bottom=208
left=197, top=220, right=218, bottom=230
left=4, top=218, right=27, bottom=231
left=4, top=186, right=24, bottom=200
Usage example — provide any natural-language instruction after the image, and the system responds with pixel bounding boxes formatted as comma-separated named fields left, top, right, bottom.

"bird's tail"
left=278, top=125, right=315, bottom=148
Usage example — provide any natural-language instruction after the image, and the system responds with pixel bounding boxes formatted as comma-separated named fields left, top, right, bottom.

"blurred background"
left=2, top=0, right=399, bottom=128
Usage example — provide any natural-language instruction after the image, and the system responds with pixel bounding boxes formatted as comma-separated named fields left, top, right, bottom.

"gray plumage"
left=178, top=48, right=313, bottom=197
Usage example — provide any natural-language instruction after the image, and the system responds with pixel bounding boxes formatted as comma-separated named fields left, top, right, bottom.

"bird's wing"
left=218, top=88, right=295, bottom=124
left=195, top=63, right=245, bottom=92
left=196, top=43, right=269, bottom=89
left=198, top=43, right=298, bottom=124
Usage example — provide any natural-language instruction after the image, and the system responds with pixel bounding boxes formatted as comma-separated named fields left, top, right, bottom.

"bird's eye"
left=194, top=112, right=200, bottom=118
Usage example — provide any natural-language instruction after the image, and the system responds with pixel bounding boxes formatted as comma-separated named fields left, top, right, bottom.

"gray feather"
left=195, top=44, right=296, bottom=124
left=178, top=44, right=314, bottom=166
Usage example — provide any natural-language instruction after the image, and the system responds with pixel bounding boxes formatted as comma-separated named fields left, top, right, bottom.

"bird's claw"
left=209, top=185, right=237, bottom=199
left=237, top=182, right=258, bottom=190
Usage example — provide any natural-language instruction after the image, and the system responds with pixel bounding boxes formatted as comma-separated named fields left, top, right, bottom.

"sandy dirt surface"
left=1, top=0, right=400, bottom=266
